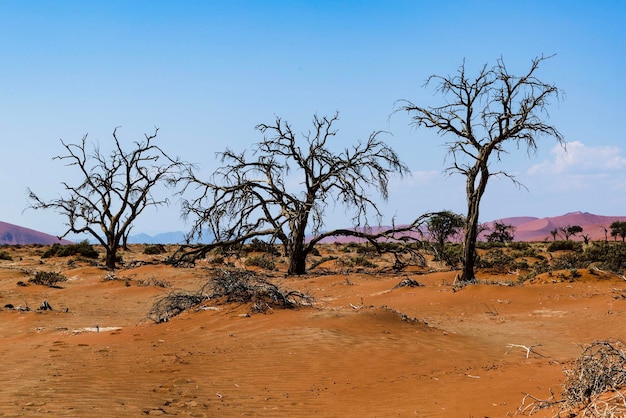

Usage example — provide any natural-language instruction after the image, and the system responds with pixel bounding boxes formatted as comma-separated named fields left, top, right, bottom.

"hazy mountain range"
left=1, top=212, right=625, bottom=245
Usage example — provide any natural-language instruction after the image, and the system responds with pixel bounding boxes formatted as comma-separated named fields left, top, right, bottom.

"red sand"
left=1, top=245, right=625, bottom=417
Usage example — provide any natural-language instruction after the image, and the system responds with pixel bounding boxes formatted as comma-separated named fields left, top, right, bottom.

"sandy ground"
left=1, top=244, right=626, bottom=417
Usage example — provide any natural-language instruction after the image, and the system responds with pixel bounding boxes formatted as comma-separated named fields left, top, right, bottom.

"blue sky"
left=1, top=1, right=625, bottom=236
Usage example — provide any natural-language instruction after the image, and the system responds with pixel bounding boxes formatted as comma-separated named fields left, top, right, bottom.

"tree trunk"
left=105, top=243, right=118, bottom=270
left=287, top=243, right=306, bottom=276
left=287, top=221, right=308, bottom=275
left=461, top=200, right=479, bottom=283
left=461, top=163, right=489, bottom=283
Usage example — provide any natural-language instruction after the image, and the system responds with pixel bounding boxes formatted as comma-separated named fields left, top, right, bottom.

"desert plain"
left=1, top=243, right=626, bottom=417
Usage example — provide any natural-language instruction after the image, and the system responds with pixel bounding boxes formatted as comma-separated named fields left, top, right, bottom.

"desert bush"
left=508, top=241, right=531, bottom=251
left=148, top=270, right=311, bottom=323
left=350, top=255, right=378, bottom=268
left=0, top=251, right=12, bottom=261
left=476, top=241, right=506, bottom=249
left=561, top=340, right=626, bottom=413
left=476, top=248, right=520, bottom=272
left=518, top=340, right=626, bottom=416
left=547, top=240, right=583, bottom=252
left=244, top=255, right=276, bottom=270
left=517, top=259, right=552, bottom=284
left=511, top=246, right=543, bottom=260
left=430, top=242, right=463, bottom=267
left=584, top=242, right=626, bottom=274
left=206, top=270, right=311, bottom=312
left=143, top=244, right=166, bottom=255
left=394, top=278, right=423, bottom=288
left=42, top=240, right=98, bottom=259
left=246, top=238, right=279, bottom=255
left=341, top=242, right=368, bottom=253
left=147, top=290, right=207, bottom=323
left=29, top=271, right=68, bottom=287
left=551, top=251, right=588, bottom=270
left=136, top=276, right=171, bottom=288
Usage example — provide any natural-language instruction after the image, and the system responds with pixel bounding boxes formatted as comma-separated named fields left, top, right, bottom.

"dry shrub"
left=148, top=269, right=312, bottom=323
left=518, top=340, right=626, bottom=417
left=29, top=271, right=68, bottom=287
left=393, top=278, right=423, bottom=288
left=205, top=269, right=311, bottom=312
left=147, top=291, right=207, bottom=323
left=561, top=340, right=626, bottom=416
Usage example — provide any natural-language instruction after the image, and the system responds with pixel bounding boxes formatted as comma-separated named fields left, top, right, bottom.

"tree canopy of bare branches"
left=28, top=127, right=187, bottom=269
left=397, top=55, right=564, bottom=282
left=177, top=112, right=410, bottom=275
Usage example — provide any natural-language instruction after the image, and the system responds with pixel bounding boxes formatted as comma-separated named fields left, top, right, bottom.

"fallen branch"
left=506, top=343, right=544, bottom=358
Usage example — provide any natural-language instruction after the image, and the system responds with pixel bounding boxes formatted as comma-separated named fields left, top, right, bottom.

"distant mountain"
left=484, top=212, right=626, bottom=242
left=127, top=231, right=188, bottom=244
left=4, top=212, right=626, bottom=245
left=126, top=230, right=215, bottom=244
left=0, top=221, right=73, bottom=245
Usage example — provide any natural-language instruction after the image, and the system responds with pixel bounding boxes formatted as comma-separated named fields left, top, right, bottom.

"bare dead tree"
left=176, top=112, right=410, bottom=275
left=397, top=55, right=564, bottom=282
left=27, top=127, right=188, bottom=269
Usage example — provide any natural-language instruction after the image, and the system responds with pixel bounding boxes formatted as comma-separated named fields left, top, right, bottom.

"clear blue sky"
left=1, top=1, right=625, bottom=236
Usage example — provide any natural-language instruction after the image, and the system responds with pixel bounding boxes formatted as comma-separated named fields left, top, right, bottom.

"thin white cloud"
left=529, top=141, right=626, bottom=175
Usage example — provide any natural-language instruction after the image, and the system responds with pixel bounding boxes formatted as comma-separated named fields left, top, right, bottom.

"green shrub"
left=476, top=241, right=506, bottom=249
left=551, top=252, right=587, bottom=270
left=584, top=242, right=626, bottom=273
left=42, top=240, right=98, bottom=259
left=547, top=240, right=583, bottom=252
left=510, top=246, right=543, bottom=260
left=438, top=243, right=463, bottom=267
left=476, top=248, right=515, bottom=271
left=143, top=244, right=166, bottom=255
left=29, top=271, right=68, bottom=287
left=0, top=251, right=12, bottom=261
left=508, top=241, right=531, bottom=251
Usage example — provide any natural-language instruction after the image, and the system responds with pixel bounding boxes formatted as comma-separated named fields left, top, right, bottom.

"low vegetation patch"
left=143, top=244, right=167, bottom=255
left=41, top=240, right=98, bottom=259
left=244, top=255, right=276, bottom=270
left=29, top=271, right=68, bottom=287
left=136, top=276, right=172, bottom=288
left=547, top=240, right=583, bottom=252
left=0, top=251, right=12, bottom=261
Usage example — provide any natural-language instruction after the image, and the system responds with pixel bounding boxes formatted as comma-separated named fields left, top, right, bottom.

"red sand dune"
left=316, top=212, right=626, bottom=243
left=486, top=211, right=626, bottom=242
left=0, top=221, right=72, bottom=245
